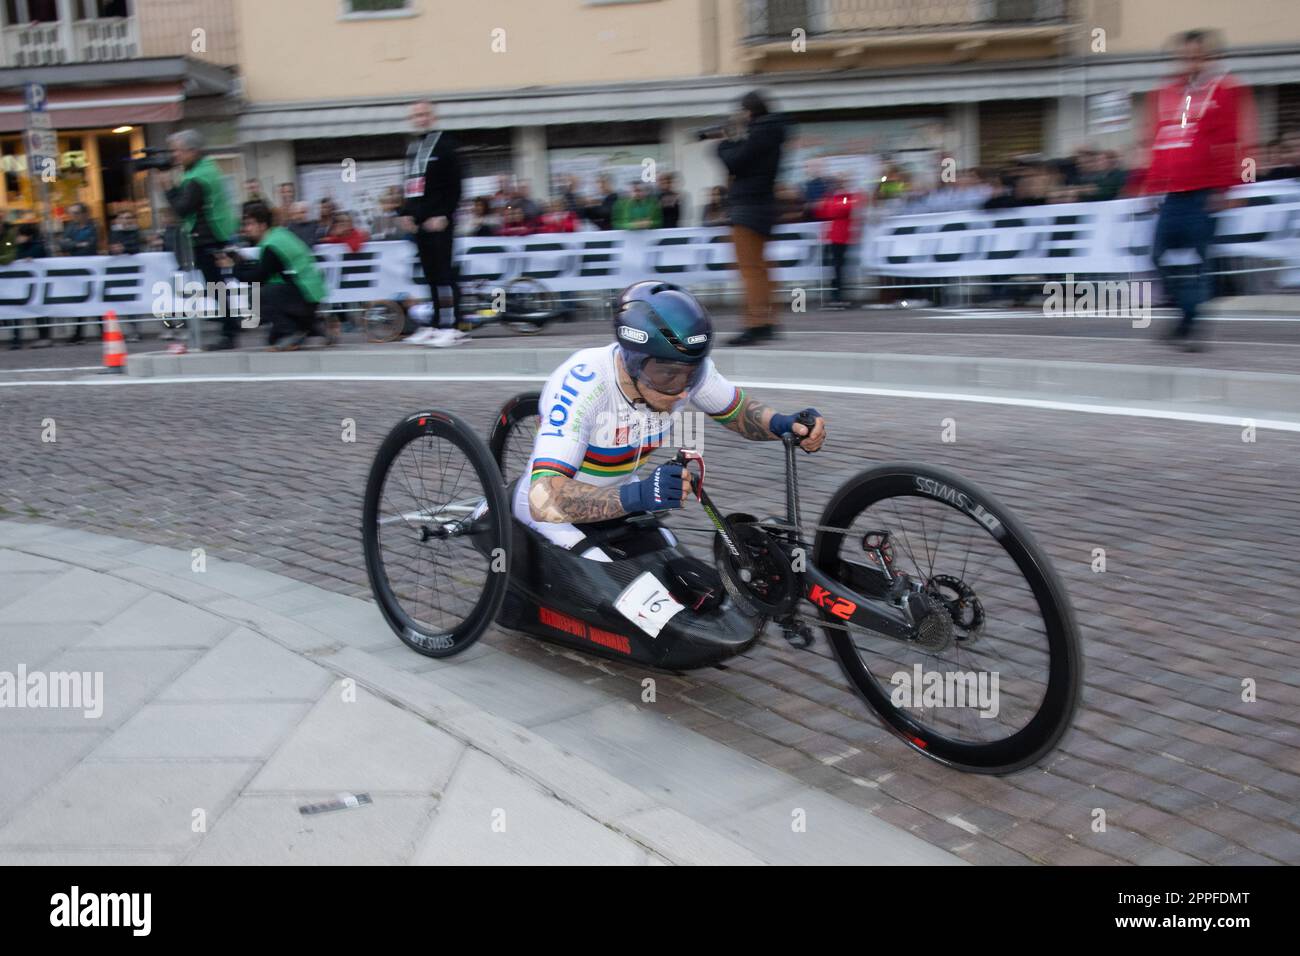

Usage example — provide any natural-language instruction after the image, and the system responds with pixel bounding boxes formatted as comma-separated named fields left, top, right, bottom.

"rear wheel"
left=363, top=300, right=409, bottom=343
left=488, top=391, right=541, bottom=488
left=362, top=410, right=511, bottom=657
left=812, top=463, right=1081, bottom=774
left=503, top=278, right=555, bottom=329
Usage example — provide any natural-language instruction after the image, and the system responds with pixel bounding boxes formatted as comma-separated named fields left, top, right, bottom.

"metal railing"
left=742, top=0, right=1071, bottom=43
left=74, top=16, right=139, bottom=61
left=1, top=21, right=66, bottom=66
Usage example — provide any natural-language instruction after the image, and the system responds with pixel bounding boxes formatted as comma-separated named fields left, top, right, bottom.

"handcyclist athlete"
left=516, top=281, right=826, bottom=559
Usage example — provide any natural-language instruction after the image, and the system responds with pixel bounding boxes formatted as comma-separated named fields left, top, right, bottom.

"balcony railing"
left=743, top=0, right=1071, bottom=43
left=1, top=21, right=66, bottom=67
left=0, top=15, right=138, bottom=67
left=74, top=16, right=139, bottom=61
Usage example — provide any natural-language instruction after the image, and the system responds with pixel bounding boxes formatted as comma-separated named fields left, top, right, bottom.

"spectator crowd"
left=5, top=127, right=1300, bottom=348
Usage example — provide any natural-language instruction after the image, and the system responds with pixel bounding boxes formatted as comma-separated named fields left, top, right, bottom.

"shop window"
left=1, top=137, right=31, bottom=208
left=343, top=0, right=410, bottom=15
left=211, top=153, right=246, bottom=212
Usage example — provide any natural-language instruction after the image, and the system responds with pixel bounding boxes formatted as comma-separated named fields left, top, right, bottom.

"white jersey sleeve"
left=687, top=358, right=745, bottom=427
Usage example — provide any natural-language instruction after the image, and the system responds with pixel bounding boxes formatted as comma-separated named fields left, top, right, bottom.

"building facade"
left=228, top=0, right=1300, bottom=227
left=8, top=1, right=1300, bottom=236
left=0, top=0, right=240, bottom=235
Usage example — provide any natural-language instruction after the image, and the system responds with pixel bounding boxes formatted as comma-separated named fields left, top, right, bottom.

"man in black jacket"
left=716, top=91, right=788, bottom=346
left=399, top=100, right=464, bottom=329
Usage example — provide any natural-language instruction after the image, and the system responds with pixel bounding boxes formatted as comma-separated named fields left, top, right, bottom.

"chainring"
left=713, top=518, right=797, bottom=618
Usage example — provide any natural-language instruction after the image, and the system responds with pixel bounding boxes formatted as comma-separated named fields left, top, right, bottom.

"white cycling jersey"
left=513, top=343, right=745, bottom=555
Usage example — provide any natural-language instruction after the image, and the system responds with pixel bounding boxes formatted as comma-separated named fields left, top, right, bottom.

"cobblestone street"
left=4, top=362, right=1297, bottom=864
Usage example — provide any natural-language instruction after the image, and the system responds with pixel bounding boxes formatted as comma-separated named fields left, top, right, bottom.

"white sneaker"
left=402, top=328, right=439, bottom=345
left=426, top=328, right=467, bottom=348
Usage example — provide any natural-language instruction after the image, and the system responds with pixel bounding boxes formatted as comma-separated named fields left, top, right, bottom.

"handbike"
left=362, top=393, right=1082, bottom=774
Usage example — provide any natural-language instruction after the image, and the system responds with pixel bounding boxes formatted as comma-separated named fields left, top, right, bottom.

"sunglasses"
left=638, top=358, right=704, bottom=394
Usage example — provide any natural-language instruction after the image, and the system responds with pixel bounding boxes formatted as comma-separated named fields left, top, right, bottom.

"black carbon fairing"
left=496, top=514, right=765, bottom=670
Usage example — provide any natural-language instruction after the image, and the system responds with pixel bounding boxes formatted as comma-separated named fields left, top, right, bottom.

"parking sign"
left=25, top=82, right=57, bottom=173
left=28, top=128, right=57, bottom=158
left=25, top=82, right=47, bottom=113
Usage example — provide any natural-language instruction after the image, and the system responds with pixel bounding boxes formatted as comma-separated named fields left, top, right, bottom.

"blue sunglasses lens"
left=642, top=359, right=701, bottom=392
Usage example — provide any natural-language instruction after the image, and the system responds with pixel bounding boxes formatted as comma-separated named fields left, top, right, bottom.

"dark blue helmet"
left=614, top=282, right=713, bottom=366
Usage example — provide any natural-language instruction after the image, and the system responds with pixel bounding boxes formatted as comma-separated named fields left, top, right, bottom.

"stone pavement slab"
left=412, top=749, right=651, bottom=866
left=0, top=530, right=960, bottom=864
left=0, top=760, right=257, bottom=851
left=246, top=683, right=465, bottom=795
left=156, top=627, right=333, bottom=702
left=0, top=729, right=106, bottom=823
left=185, top=794, right=438, bottom=866
left=94, top=701, right=312, bottom=760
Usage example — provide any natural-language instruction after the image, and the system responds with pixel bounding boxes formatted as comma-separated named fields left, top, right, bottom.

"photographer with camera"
left=701, top=91, right=789, bottom=346
left=156, top=129, right=240, bottom=349
left=214, top=201, right=329, bottom=352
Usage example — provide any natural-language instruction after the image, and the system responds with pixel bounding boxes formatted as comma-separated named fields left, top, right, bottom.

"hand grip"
left=674, top=448, right=705, bottom=500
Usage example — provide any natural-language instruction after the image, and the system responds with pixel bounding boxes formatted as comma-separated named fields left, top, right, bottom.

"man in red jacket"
left=813, top=177, right=859, bottom=309
left=1141, top=29, right=1256, bottom=350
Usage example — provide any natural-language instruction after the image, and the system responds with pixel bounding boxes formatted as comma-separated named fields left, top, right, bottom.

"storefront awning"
left=0, top=81, right=185, bottom=132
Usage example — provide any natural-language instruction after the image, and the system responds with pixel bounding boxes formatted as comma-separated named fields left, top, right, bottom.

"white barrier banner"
left=861, top=180, right=1300, bottom=277
left=0, top=253, right=181, bottom=322
left=0, top=225, right=825, bottom=320
left=4, top=185, right=1299, bottom=320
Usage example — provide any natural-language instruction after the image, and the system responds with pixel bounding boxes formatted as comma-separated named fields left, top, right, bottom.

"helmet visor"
left=632, top=355, right=705, bottom=394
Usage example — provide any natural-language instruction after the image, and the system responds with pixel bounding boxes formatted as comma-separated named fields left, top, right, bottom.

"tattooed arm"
left=529, top=475, right=627, bottom=524
left=712, top=390, right=827, bottom=451
left=721, top=393, right=780, bottom=441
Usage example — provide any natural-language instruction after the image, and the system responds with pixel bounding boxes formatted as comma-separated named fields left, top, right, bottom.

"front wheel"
left=811, top=463, right=1082, bottom=774
left=362, top=410, right=511, bottom=657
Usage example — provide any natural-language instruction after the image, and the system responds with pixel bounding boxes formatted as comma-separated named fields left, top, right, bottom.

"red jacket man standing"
left=813, top=181, right=860, bottom=308
left=1141, top=29, right=1255, bottom=350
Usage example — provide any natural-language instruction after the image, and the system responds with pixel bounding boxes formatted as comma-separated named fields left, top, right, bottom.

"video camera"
left=124, top=147, right=174, bottom=173
left=694, top=124, right=730, bottom=141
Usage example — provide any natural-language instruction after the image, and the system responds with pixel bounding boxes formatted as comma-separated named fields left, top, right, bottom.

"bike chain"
left=672, top=518, right=859, bottom=539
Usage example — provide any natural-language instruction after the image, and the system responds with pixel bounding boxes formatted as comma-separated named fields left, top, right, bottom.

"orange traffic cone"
left=99, top=310, right=127, bottom=374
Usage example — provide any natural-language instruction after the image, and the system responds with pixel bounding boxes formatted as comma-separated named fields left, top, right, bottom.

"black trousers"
left=260, top=283, right=317, bottom=344
left=194, top=243, right=241, bottom=342
left=415, top=227, right=461, bottom=327
left=8, top=315, right=51, bottom=345
left=823, top=243, right=848, bottom=302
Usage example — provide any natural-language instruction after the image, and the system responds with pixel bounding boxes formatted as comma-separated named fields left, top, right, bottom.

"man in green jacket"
left=612, top=183, right=663, bottom=230
left=162, top=129, right=240, bottom=348
left=215, top=201, right=331, bottom=351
